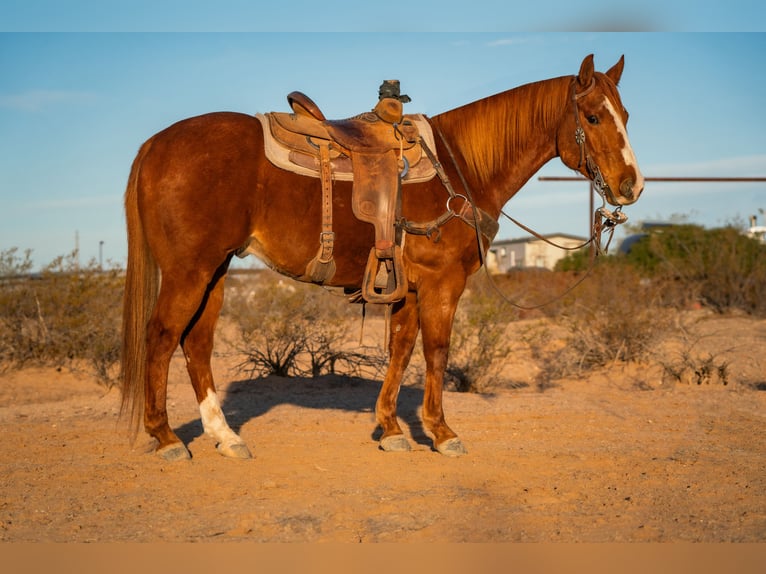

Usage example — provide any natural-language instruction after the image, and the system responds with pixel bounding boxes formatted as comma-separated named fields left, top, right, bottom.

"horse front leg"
left=376, top=291, right=420, bottom=452
left=418, top=279, right=468, bottom=457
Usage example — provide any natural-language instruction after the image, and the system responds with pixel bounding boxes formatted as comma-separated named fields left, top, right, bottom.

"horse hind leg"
left=143, top=274, right=208, bottom=461
left=181, top=260, right=251, bottom=459
left=143, top=266, right=234, bottom=461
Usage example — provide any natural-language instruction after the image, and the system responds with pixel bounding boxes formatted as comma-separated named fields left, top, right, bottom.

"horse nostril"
left=620, top=179, right=635, bottom=200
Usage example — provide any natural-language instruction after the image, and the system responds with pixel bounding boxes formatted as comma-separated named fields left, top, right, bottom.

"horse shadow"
left=172, top=375, right=431, bottom=449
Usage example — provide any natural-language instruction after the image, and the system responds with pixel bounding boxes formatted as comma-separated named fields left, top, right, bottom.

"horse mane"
left=431, top=76, right=572, bottom=188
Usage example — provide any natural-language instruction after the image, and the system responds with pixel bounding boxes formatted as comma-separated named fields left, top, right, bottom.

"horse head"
left=558, top=54, right=644, bottom=206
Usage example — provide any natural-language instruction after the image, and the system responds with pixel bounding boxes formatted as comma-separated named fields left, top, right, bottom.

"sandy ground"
left=1, top=313, right=765, bottom=544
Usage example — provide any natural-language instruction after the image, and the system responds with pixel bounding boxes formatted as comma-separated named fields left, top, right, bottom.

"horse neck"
left=430, top=76, right=571, bottom=214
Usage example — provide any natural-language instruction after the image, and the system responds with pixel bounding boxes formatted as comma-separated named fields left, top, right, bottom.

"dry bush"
left=519, top=223, right=766, bottom=388
left=487, top=268, right=584, bottom=319
left=511, top=262, right=675, bottom=386
left=659, top=351, right=730, bottom=387
left=0, top=247, right=34, bottom=277
left=562, top=263, right=670, bottom=365
left=223, top=270, right=522, bottom=393
left=0, top=249, right=123, bottom=386
left=653, top=314, right=737, bottom=388
left=437, top=264, right=678, bottom=392
left=222, top=271, right=386, bottom=380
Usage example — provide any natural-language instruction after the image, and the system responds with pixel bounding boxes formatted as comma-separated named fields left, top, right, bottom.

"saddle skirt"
left=256, top=111, right=437, bottom=184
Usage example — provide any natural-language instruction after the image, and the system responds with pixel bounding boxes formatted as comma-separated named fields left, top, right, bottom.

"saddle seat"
left=252, top=89, right=438, bottom=304
left=264, top=92, right=432, bottom=180
left=287, top=90, right=414, bottom=149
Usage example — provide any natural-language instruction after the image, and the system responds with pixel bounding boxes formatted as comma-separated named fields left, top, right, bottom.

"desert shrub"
left=659, top=350, right=730, bottom=387
left=623, top=224, right=766, bottom=315
left=562, top=262, right=670, bottom=364
left=555, top=223, right=766, bottom=316
left=0, top=247, right=34, bottom=277
left=0, top=248, right=123, bottom=385
left=519, top=261, right=673, bottom=384
left=484, top=268, right=587, bottom=319
left=222, top=271, right=386, bottom=380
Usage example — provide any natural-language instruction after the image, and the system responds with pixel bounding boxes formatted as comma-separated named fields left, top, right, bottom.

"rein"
left=399, top=79, right=629, bottom=310
left=492, top=205, right=625, bottom=310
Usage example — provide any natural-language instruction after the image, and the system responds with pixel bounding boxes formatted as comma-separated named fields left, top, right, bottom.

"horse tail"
left=120, top=137, right=158, bottom=441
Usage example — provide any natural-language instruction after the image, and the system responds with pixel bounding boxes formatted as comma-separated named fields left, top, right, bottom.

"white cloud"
left=646, top=154, right=766, bottom=178
left=486, top=37, right=529, bottom=47
left=0, top=89, right=97, bottom=112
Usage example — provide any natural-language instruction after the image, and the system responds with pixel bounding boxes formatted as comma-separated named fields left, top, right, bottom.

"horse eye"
left=587, top=115, right=599, bottom=125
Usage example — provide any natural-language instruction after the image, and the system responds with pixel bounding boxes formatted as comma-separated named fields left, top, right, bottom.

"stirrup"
left=361, top=245, right=408, bottom=304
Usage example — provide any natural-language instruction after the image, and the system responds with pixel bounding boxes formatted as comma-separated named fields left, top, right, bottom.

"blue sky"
left=1, top=6, right=765, bottom=269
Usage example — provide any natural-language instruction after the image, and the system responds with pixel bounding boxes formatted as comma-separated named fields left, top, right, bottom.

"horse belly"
left=247, top=173, right=375, bottom=287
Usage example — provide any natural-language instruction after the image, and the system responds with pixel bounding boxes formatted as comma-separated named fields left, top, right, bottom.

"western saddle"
left=250, top=80, right=437, bottom=304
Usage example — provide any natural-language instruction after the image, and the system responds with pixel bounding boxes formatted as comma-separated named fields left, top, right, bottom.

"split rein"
left=495, top=203, right=625, bottom=311
left=400, top=107, right=628, bottom=311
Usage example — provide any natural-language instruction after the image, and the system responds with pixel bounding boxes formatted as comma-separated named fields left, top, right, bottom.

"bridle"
left=570, top=76, right=627, bottom=228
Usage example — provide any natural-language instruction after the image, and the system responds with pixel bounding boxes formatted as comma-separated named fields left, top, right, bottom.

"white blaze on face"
left=199, top=389, right=241, bottom=446
left=602, top=96, right=645, bottom=193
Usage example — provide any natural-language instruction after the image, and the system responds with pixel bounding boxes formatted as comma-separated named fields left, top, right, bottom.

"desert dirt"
left=1, top=312, right=765, bottom=543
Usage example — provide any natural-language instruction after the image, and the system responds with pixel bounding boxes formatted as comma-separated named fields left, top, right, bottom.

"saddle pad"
left=256, top=113, right=437, bottom=184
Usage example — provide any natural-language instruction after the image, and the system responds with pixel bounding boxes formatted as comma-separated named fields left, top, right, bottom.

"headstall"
left=571, top=77, right=621, bottom=212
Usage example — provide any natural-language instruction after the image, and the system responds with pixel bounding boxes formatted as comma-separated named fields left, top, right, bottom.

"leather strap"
left=302, top=141, right=336, bottom=283
left=318, top=141, right=334, bottom=262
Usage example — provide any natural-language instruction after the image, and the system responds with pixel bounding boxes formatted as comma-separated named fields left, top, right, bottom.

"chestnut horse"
left=121, top=54, right=643, bottom=460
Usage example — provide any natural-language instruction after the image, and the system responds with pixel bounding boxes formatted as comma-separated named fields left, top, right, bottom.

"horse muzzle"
left=600, top=166, right=644, bottom=206
left=614, top=175, right=644, bottom=206
left=587, top=158, right=642, bottom=207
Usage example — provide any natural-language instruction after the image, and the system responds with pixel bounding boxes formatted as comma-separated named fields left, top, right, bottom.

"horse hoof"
left=217, top=442, right=253, bottom=459
left=436, top=437, right=467, bottom=457
left=379, top=435, right=412, bottom=452
left=156, top=443, right=191, bottom=461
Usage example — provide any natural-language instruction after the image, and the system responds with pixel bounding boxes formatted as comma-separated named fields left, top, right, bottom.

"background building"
left=487, top=234, right=588, bottom=273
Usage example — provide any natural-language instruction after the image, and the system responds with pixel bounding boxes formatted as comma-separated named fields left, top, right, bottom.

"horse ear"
left=606, top=55, right=625, bottom=85
left=577, top=54, right=595, bottom=89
